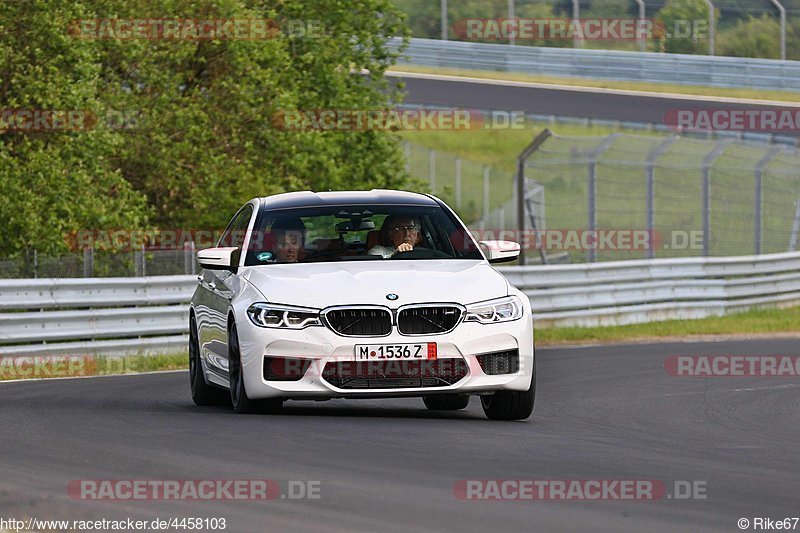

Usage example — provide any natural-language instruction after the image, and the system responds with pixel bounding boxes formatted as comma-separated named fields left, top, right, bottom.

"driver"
left=368, top=215, right=422, bottom=258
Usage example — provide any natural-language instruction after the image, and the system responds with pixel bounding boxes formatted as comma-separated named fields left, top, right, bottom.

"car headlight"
left=246, top=303, right=322, bottom=329
left=465, top=296, right=524, bottom=324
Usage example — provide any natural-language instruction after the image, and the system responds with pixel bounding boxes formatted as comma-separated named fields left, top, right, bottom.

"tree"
left=655, top=0, right=718, bottom=54
left=718, top=14, right=781, bottom=59
left=0, top=0, right=151, bottom=255
left=0, top=0, right=412, bottom=255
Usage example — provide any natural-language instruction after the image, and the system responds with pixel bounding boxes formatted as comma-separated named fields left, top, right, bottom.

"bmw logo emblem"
left=386, top=293, right=399, bottom=301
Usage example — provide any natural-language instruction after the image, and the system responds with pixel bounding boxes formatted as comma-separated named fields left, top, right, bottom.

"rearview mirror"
left=197, top=247, right=240, bottom=272
left=478, top=240, right=520, bottom=263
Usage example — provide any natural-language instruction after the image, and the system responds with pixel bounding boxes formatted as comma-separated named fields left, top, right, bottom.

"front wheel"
left=480, top=362, right=536, bottom=421
left=228, top=322, right=283, bottom=414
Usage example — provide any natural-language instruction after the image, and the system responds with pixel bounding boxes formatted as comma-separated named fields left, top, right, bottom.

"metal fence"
left=392, top=37, right=800, bottom=91
left=403, top=140, right=518, bottom=226
left=2, top=251, right=799, bottom=355
left=0, top=246, right=199, bottom=279
left=520, top=131, right=800, bottom=263
left=3, top=132, right=798, bottom=277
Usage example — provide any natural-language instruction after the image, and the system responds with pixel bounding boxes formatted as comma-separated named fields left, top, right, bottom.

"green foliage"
left=718, top=14, right=781, bottom=59
left=0, top=0, right=152, bottom=255
left=392, top=0, right=562, bottom=46
left=0, top=0, right=412, bottom=255
left=655, top=0, right=717, bottom=54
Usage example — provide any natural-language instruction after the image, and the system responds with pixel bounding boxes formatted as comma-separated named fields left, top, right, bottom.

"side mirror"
left=197, top=247, right=240, bottom=272
left=478, top=240, right=520, bottom=263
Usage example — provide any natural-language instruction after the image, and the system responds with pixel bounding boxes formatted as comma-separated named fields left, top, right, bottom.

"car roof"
left=258, top=190, right=439, bottom=210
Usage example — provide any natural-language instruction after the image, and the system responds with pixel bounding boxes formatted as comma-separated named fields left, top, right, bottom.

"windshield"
left=243, top=204, right=483, bottom=265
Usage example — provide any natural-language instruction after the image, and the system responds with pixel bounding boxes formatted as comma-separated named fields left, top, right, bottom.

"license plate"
left=355, top=343, right=437, bottom=361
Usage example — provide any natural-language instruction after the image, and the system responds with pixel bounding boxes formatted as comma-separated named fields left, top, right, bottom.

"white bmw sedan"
left=189, top=190, right=535, bottom=420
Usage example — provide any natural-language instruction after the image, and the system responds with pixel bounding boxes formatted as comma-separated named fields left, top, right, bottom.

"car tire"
left=480, top=361, right=536, bottom=421
left=228, top=321, right=283, bottom=415
left=423, top=394, right=470, bottom=411
left=189, top=315, right=226, bottom=406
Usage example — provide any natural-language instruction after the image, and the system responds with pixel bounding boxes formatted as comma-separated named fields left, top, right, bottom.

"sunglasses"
left=391, top=224, right=420, bottom=233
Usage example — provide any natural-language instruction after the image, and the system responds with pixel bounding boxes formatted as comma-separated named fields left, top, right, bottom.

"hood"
left=241, top=260, right=509, bottom=308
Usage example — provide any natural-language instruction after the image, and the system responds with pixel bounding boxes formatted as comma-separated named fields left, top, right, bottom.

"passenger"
left=270, top=218, right=306, bottom=263
left=368, top=215, right=422, bottom=258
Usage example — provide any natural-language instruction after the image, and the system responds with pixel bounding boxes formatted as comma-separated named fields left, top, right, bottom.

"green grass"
left=390, top=65, right=800, bottom=103
left=535, top=305, right=800, bottom=346
left=0, top=353, right=188, bottom=381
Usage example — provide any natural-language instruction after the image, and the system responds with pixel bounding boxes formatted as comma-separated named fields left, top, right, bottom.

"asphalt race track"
left=2, top=338, right=799, bottom=532
left=392, top=73, right=800, bottom=137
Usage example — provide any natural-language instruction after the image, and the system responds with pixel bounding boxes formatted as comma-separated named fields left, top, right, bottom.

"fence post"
left=789, top=197, right=800, bottom=251
left=705, top=0, right=715, bottom=55
left=190, top=240, right=197, bottom=275
left=455, top=157, right=462, bottom=209
left=572, top=0, right=581, bottom=48
left=428, top=149, right=436, bottom=193
left=135, top=246, right=142, bottom=277
left=701, top=141, right=729, bottom=256
left=586, top=134, right=620, bottom=262
left=184, top=241, right=192, bottom=275
left=482, top=165, right=490, bottom=227
left=33, top=249, right=38, bottom=279
left=516, top=129, right=552, bottom=265
left=508, top=0, right=515, bottom=46
left=403, top=141, right=411, bottom=175
left=769, top=0, right=786, bottom=60
left=754, top=147, right=781, bottom=255
left=634, top=0, right=646, bottom=52
left=83, top=248, right=94, bottom=277
left=646, top=136, right=677, bottom=259
left=141, top=244, right=147, bottom=277
left=440, top=0, right=448, bottom=40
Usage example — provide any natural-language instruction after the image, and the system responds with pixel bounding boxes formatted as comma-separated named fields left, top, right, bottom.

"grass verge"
left=0, top=353, right=188, bottom=381
left=535, top=306, right=800, bottom=346
left=390, top=65, right=800, bottom=103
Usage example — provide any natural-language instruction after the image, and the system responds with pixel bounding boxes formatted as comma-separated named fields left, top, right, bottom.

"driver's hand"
left=396, top=243, right=414, bottom=253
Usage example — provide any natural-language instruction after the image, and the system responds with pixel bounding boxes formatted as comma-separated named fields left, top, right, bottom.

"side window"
left=218, top=204, right=254, bottom=249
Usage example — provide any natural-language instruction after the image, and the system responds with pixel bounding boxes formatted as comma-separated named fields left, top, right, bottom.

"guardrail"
left=393, top=38, right=800, bottom=92
left=0, top=276, right=196, bottom=356
left=1, top=251, right=799, bottom=355
left=499, top=251, right=800, bottom=327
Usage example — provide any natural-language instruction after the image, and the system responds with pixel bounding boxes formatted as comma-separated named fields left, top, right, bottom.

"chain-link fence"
left=0, top=247, right=199, bottom=279
left=3, top=133, right=799, bottom=277
left=523, top=132, right=800, bottom=263
left=403, top=140, right=519, bottom=226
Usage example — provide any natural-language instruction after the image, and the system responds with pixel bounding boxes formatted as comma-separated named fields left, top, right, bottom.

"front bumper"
left=231, top=315, right=534, bottom=400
